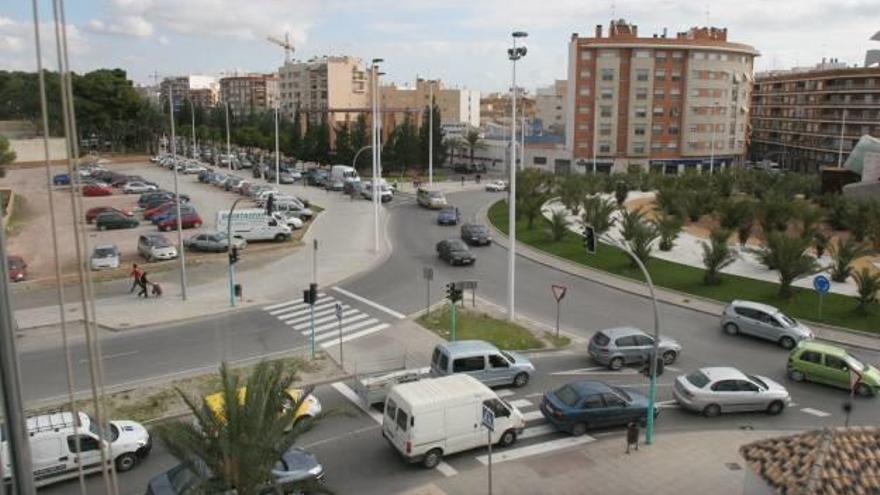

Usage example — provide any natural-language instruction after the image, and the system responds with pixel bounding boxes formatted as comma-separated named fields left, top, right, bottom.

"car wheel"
left=766, top=400, right=785, bottom=415
left=571, top=423, right=588, bottom=437
left=115, top=453, right=137, bottom=472
left=422, top=448, right=442, bottom=469
left=723, top=322, right=739, bottom=335
left=274, top=234, right=286, bottom=242
left=97, top=225, right=104, bottom=231
left=855, top=383, right=874, bottom=397
left=609, top=357, right=624, bottom=371
left=194, top=222, right=201, bottom=228
left=702, top=404, right=721, bottom=417
left=779, top=336, right=796, bottom=350
left=498, top=429, right=517, bottom=447
left=513, top=372, right=529, bottom=388
left=788, top=369, right=805, bottom=382
left=662, top=351, right=677, bottom=365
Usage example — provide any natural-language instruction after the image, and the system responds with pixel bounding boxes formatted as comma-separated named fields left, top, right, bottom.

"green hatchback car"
left=787, top=341, right=880, bottom=397
left=96, top=211, right=139, bottom=230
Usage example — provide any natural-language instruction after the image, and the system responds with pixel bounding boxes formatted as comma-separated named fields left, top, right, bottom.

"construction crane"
left=267, top=32, right=294, bottom=64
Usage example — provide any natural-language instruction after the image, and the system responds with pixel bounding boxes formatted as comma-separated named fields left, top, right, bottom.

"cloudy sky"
left=2, top=0, right=877, bottom=93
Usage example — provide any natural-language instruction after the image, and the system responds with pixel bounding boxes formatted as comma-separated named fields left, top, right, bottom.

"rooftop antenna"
left=267, top=31, right=294, bottom=64
left=611, top=0, right=616, bottom=18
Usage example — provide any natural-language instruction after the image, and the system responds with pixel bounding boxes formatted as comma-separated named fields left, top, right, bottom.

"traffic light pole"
left=310, top=301, right=316, bottom=359
left=227, top=198, right=243, bottom=307
left=451, top=300, right=457, bottom=342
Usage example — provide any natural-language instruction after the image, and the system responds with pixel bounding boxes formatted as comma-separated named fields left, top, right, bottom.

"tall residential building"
left=750, top=59, right=880, bottom=172
left=535, top=80, right=568, bottom=136
left=567, top=19, right=758, bottom=174
left=219, top=74, right=279, bottom=117
left=277, top=56, right=369, bottom=124
left=380, top=78, right=480, bottom=128
left=159, top=75, right=218, bottom=110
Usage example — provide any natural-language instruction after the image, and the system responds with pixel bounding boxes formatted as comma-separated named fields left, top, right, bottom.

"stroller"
left=151, top=282, right=163, bottom=297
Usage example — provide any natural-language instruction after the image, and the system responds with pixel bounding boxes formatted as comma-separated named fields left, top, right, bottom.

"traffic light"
left=446, top=283, right=463, bottom=303
left=228, top=245, right=239, bottom=264
left=583, top=225, right=596, bottom=254
left=302, top=283, right=318, bottom=305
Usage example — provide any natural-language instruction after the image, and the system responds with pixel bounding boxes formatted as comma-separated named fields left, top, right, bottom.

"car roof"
left=598, top=326, right=646, bottom=338
left=94, top=243, right=118, bottom=251
left=439, top=340, right=499, bottom=354
left=730, top=300, right=781, bottom=315
left=698, top=367, right=748, bottom=382
left=794, top=340, right=847, bottom=357
left=565, top=380, right=614, bottom=396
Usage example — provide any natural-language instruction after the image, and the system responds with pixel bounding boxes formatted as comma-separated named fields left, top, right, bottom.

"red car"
left=143, top=201, right=177, bottom=221
left=6, top=255, right=27, bottom=282
left=157, top=212, right=203, bottom=231
left=82, top=184, right=112, bottom=196
left=85, top=206, right=133, bottom=223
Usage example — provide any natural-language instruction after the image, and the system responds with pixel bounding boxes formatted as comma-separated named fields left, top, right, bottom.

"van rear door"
left=383, top=398, right=408, bottom=456
left=31, top=437, right=68, bottom=482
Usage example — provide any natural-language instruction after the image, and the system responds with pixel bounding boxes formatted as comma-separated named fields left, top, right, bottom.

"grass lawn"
left=488, top=200, right=880, bottom=333
left=418, top=305, right=545, bottom=350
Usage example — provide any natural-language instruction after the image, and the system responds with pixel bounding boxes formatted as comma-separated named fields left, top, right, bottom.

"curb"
left=478, top=201, right=880, bottom=353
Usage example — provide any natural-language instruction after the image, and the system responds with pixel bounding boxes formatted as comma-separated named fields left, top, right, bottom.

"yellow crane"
left=267, top=32, right=294, bottom=64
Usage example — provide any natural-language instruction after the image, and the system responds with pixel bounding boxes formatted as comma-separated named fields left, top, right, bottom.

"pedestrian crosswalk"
left=263, top=293, right=391, bottom=349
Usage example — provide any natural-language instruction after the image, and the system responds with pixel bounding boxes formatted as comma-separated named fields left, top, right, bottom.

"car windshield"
left=844, top=354, right=868, bottom=372
left=94, top=248, right=116, bottom=257
left=152, top=237, right=172, bottom=248
left=748, top=375, right=768, bottom=390
left=448, top=241, right=468, bottom=251
left=469, top=225, right=488, bottom=234
left=554, top=385, right=580, bottom=407
left=500, top=351, right=515, bottom=363
left=429, top=191, right=444, bottom=198
left=87, top=413, right=119, bottom=442
left=776, top=312, right=796, bottom=327
left=686, top=371, right=710, bottom=388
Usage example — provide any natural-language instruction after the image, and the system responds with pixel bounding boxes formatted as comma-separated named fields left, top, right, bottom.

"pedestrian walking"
left=265, top=193, right=275, bottom=215
left=461, top=175, right=465, bottom=187
left=129, top=263, right=143, bottom=293
left=137, top=272, right=149, bottom=298
left=476, top=173, right=481, bottom=184
left=626, top=422, right=640, bottom=454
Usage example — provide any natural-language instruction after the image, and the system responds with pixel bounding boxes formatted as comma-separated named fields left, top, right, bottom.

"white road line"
left=291, top=309, right=362, bottom=330
left=801, top=407, right=831, bottom=417
left=265, top=294, right=327, bottom=313
left=320, top=323, right=390, bottom=348
left=331, top=382, right=385, bottom=424
left=332, top=287, right=406, bottom=320
left=550, top=367, right=638, bottom=376
left=435, top=462, right=458, bottom=477
left=78, top=350, right=138, bottom=364
left=496, top=390, right=515, bottom=398
left=655, top=400, right=680, bottom=409
left=522, top=410, right=544, bottom=422
left=508, top=399, right=533, bottom=409
left=518, top=424, right=556, bottom=440
left=314, top=318, right=380, bottom=342
left=475, top=435, right=595, bottom=465
left=301, top=314, right=372, bottom=337
left=524, top=392, right=545, bottom=399
left=282, top=304, right=349, bottom=324
left=274, top=300, right=337, bottom=319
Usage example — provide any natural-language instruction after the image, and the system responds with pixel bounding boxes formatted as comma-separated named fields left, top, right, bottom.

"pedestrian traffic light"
left=446, top=283, right=463, bottom=303
left=302, top=283, right=318, bottom=305
left=228, top=245, right=239, bottom=264
left=583, top=225, right=596, bottom=254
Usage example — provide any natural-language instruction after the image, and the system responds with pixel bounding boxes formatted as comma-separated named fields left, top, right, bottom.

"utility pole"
left=506, top=31, right=528, bottom=321
left=169, top=87, right=188, bottom=300
left=429, top=80, right=434, bottom=186
left=709, top=100, right=718, bottom=174
left=225, top=102, right=232, bottom=170
left=275, top=104, right=280, bottom=186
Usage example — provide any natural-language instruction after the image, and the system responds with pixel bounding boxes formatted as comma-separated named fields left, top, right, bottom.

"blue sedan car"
left=53, top=173, right=71, bottom=185
left=437, top=206, right=460, bottom=226
left=540, top=380, right=657, bottom=436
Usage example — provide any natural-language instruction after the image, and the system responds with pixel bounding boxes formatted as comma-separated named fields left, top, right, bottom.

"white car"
left=90, top=244, right=120, bottom=270
left=672, top=366, right=791, bottom=417
left=485, top=180, right=508, bottom=192
left=272, top=212, right=304, bottom=230
left=183, top=164, right=207, bottom=175
left=254, top=189, right=280, bottom=205
left=123, top=181, right=158, bottom=194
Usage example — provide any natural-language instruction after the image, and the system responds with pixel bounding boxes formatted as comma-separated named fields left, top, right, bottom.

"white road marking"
left=290, top=309, right=361, bottom=330
left=435, top=462, right=458, bottom=477
left=522, top=410, right=545, bottom=422
left=518, top=424, right=556, bottom=440
left=655, top=400, right=680, bottom=409
left=801, top=407, right=831, bottom=417
left=332, top=287, right=406, bottom=319
left=496, top=390, right=515, bottom=398
left=524, top=392, right=545, bottom=399
left=281, top=304, right=349, bottom=324
left=300, top=314, right=371, bottom=336
left=312, top=318, right=378, bottom=341
left=78, top=350, right=138, bottom=364
left=550, top=367, right=638, bottom=376
left=275, top=300, right=337, bottom=319
left=265, top=294, right=327, bottom=313
left=330, top=382, right=385, bottom=424
left=320, top=324, right=389, bottom=348
left=475, top=435, right=595, bottom=465
left=508, top=399, right=533, bottom=409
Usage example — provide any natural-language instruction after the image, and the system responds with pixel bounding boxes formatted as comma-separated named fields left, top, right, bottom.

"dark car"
left=436, top=239, right=475, bottom=266
left=198, top=169, right=214, bottom=183
left=157, top=211, right=203, bottom=231
left=540, top=381, right=658, bottom=436
left=86, top=206, right=133, bottom=223
left=6, top=255, right=27, bottom=282
left=52, top=173, right=70, bottom=186
left=96, top=211, right=139, bottom=230
left=437, top=207, right=461, bottom=226
left=82, top=184, right=113, bottom=196
left=153, top=205, right=196, bottom=225
left=139, top=192, right=190, bottom=209
left=461, top=223, right=492, bottom=246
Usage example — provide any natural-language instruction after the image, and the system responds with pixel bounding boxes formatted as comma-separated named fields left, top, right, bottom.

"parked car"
left=204, top=386, right=321, bottom=426
left=721, top=300, right=813, bottom=350
left=343, top=179, right=362, bottom=196
left=138, top=191, right=189, bottom=208
left=232, top=180, right=252, bottom=194
left=274, top=202, right=313, bottom=220
left=197, top=169, right=214, bottom=183
left=152, top=204, right=195, bottom=224
left=210, top=173, right=228, bottom=187
left=485, top=180, right=508, bottom=192
left=278, top=170, right=296, bottom=184
left=437, top=206, right=461, bottom=226
left=587, top=326, right=682, bottom=370
left=540, top=381, right=657, bottom=436
left=122, top=181, right=158, bottom=194
left=96, top=211, right=139, bottom=230
left=430, top=340, right=534, bottom=387
left=436, top=239, right=475, bottom=266
left=82, top=183, right=112, bottom=196
left=184, top=232, right=247, bottom=252
left=90, top=244, right=121, bottom=270
left=157, top=211, right=203, bottom=231
left=6, top=255, right=27, bottom=282
left=183, top=163, right=206, bottom=175
left=326, top=179, right=345, bottom=191
left=673, top=367, right=791, bottom=417
left=225, top=177, right=244, bottom=191
left=144, top=202, right=180, bottom=221
left=85, top=206, right=132, bottom=224
left=52, top=173, right=70, bottom=186
left=787, top=341, right=880, bottom=396
left=137, top=233, right=178, bottom=262
left=272, top=211, right=304, bottom=230
left=461, top=223, right=492, bottom=246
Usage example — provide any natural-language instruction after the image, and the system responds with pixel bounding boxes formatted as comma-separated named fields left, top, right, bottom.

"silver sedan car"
left=720, top=300, right=813, bottom=349
left=673, top=367, right=791, bottom=417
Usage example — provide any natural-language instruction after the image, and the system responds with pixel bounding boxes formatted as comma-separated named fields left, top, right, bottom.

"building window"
left=634, top=50, right=651, bottom=58
left=654, top=88, right=665, bottom=99
left=580, top=49, right=592, bottom=60
left=707, top=53, right=719, bottom=61
left=672, top=51, right=684, bottom=59
left=692, top=52, right=705, bottom=61
left=655, top=50, right=667, bottom=59
left=577, top=142, right=589, bottom=149
left=667, top=142, right=678, bottom=149
left=671, top=70, right=681, bottom=81
left=579, top=69, right=592, bottom=78
left=601, top=69, right=615, bottom=81
left=633, top=142, right=646, bottom=153
left=669, top=126, right=679, bottom=135
left=635, top=89, right=648, bottom=100
left=670, top=87, right=681, bottom=98
left=599, top=142, right=611, bottom=153
left=635, top=69, right=649, bottom=82
left=577, top=123, right=590, bottom=131
left=653, top=106, right=664, bottom=116
left=688, top=141, right=701, bottom=150
left=655, top=69, right=666, bottom=81
left=651, top=142, right=663, bottom=151
left=534, top=156, right=548, bottom=164
left=599, top=124, right=612, bottom=136
left=652, top=124, right=663, bottom=135
left=600, top=88, right=613, bottom=100
left=599, top=49, right=616, bottom=58
left=600, top=106, right=613, bottom=117
left=689, top=124, right=698, bottom=133
left=719, top=54, right=728, bottom=61
left=634, top=125, right=646, bottom=136
left=579, top=87, right=591, bottom=96
left=634, top=106, right=647, bottom=118
left=578, top=105, right=590, bottom=114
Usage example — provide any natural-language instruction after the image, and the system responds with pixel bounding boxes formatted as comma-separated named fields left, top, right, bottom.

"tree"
left=756, top=194, right=794, bottom=234
left=796, top=203, right=823, bottom=239
left=653, top=213, right=683, bottom=251
left=463, top=128, right=485, bottom=168
left=516, top=169, right=553, bottom=230
left=614, top=180, right=629, bottom=207
left=620, top=207, right=648, bottom=241
left=752, top=233, right=818, bottom=299
left=350, top=114, right=370, bottom=171
left=392, top=115, right=421, bottom=171
left=580, top=196, right=617, bottom=236
left=546, top=208, right=570, bottom=242
left=155, top=361, right=323, bottom=494
left=718, top=199, right=752, bottom=232
left=556, top=175, right=585, bottom=216
left=0, top=136, right=16, bottom=178
left=654, top=186, right=683, bottom=217
left=845, top=201, right=872, bottom=242
left=702, top=228, right=736, bottom=285
left=852, top=268, right=880, bottom=314
left=830, top=237, right=873, bottom=282
left=314, top=120, right=331, bottom=164
left=419, top=104, right=445, bottom=169
left=626, top=221, right=659, bottom=268
left=813, top=231, right=830, bottom=258
left=334, top=122, right=353, bottom=166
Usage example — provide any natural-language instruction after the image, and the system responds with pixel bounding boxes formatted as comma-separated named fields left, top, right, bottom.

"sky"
left=1, top=0, right=878, bottom=94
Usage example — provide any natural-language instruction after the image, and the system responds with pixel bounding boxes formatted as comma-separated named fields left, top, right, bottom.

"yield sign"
left=551, top=284, right=567, bottom=302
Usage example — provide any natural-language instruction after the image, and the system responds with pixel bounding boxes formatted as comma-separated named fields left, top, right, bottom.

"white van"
left=382, top=374, right=525, bottom=468
left=216, top=208, right=292, bottom=242
left=330, top=165, right=359, bottom=184
left=2, top=411, right=151, bottom=487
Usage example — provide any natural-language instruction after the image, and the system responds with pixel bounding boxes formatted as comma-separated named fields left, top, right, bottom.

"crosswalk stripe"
left=331, top=287, right=406, bottom=320
left=522, top=410, right=544, bottom=422
left=312, top=317, right=377, bottom=341
left=435, top=462, right=457, bottom=477
left=273, top=299, right=336, bottom=318
left=475, top=435, right=595, bottom=466
left=508, top=399, right=533, bottom=409
left=290, top=309, right=361, bottom=330
left=263, top=299, right=300, bottom=311
left=265, top=294, right=327, bottom=314
left=282, top=304, right=349, bottom=324
left=801, top=407, right=831, bottom=417
left=301, top=314, right=371, bottom=337
left=496, top=390, right=515, bottom=398
left=320, top=323, right=390, bottom=349
left=518, top=424, right=557, bottom=440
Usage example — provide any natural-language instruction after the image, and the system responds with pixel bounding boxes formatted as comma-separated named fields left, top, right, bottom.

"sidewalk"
left=13, top=188, right=390, bottom=330
left=479, top=204, right=880, bottom=352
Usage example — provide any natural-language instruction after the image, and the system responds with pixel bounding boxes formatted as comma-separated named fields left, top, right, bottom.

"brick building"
left=219, top=74, right=279, bottom=118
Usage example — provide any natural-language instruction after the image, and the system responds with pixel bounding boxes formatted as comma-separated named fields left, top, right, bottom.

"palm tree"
left=796, top=203, right=823, bottom=239
left=751, top=233, right=819, bottom=299
left=443, top=136, right=465, bottom=167
left=813, top=231, right=830, bottom=258
left=155, top=361, right=323, bottom=495
left=546, top=208, right=570, bottom=242
left=463, top=128, right=486, bottom=169
left=652, top=212, right=683, bottom=251
left=756, top=194, right=793, bottom=234
left=620, top=207, right=648, bottom=241
left=829, top=237, right=873, bottom=282
left=614, top=180, right=629, bottom=207
left=627, top=221, right=659, bottom=268
left=852, top=267, right=880, bottom=314
left=718, top=198, right=753, bottom=232
left=580, top=195, right=617, bottom=236
left=556, top=175, right=585, bottom=216
left=654, top=185, right=683, bottom=217
left=515, top=169, right=552, bottom=230
left=702, top=228, right=737, bottom=285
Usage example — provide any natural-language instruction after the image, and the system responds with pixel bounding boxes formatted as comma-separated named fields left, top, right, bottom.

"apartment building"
left=480, top=91, right=535, bottom=128
left=159, top=75, right=218, bottom=110
left=380, top=78, right=480, bottom=128
left=567, top=19, right=758, bottom=174
left=219, top=74, right=279, bottom=117
left=750, top=59, right=880, bottom=172
left=535, top=80, right=568, bottom=136
left=277, top=56, right=369, bottom=125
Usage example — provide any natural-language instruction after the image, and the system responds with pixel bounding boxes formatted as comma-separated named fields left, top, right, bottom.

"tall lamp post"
left=187, top=98, right=197, bottom=159
left=371, top=58, right=384, bottom=253
left=428, top=79, right=437, bottom=186
left=225, top=102, right=232, bottom=170
left=506, top=31, right=527, bottom=321
left=168, top=88, right=188, bottom=300
left=274, top=104, right=280, bottom=186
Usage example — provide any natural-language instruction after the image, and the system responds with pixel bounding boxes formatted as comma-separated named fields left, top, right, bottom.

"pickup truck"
left=353, top=367, right=432, bottom=405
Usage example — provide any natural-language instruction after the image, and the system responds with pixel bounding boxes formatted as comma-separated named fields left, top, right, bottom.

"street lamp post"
left=837, top=109, right=847, bottom=168
left=274, top=104, right=280, bottom=186
left=168, top=87, right=188, bottom=300
left=506, top=31, right=527, bottom=321
left=225, top=102, right=232, bottom=171
left=428, top=79, right=435, bottom=186
left=709, top=100, right=719, bottom=174
left=188, top=98, right=197, bottom=159
left=352, top=145, right=371, bottom=170
left=371, top=58, right=384, bottom=253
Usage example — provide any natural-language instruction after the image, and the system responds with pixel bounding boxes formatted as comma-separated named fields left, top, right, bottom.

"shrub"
left=580, top=195, right=617, bottom=236
left=829, top=237, right=873, bottom=282
left=751, top=233, right=818, bottom=299
left=853, top=268, right=880, bottom=314
left=626, top=221, right=659, bottom=268
left=546, top=208, right=570, bottom=242
left=620, top=207, right=647, bottom=241
left=614, top=180, right=629, bottom=207
left=653, top=213, right=683, bottom=251
left=702, top=228, right=737, bottom=285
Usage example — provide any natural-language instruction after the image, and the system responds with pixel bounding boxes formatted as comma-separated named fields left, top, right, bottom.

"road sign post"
left=335, top=302, right=344, bottom=368
left=423, top=267, right=433, bottom=316
left=551, top=284, right=567, bottom=339
left=460, top=280, right=478, bottom=308
left=482, top=405, right=495, bottom=495
left=813, top=275, right=830, bottom=320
